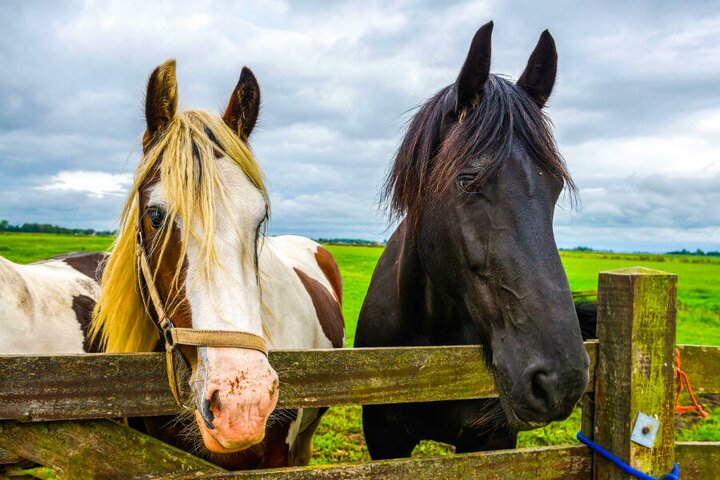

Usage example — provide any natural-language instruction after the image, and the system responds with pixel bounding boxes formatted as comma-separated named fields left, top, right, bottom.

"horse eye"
left=458, top=174, right=478, bottom=193
left=147, top=207, right=166, bottom=229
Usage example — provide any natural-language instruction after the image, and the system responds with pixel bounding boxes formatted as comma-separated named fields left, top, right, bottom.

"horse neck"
left=397, top=228, right=427, bottom=325
left=397, top=223, right=480, bottom=345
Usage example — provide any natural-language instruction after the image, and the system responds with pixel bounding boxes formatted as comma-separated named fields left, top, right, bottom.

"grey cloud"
left=556, top=174, right=720, bottom=232
left=1, top=0, right=719, bottom=250
left=0, top=187, right=126, bottom=231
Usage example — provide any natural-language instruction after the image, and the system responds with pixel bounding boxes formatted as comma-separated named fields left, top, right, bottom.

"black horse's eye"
left=458, top=174, right=478, bottom=193
left=147, top=206, right=166, bottom=229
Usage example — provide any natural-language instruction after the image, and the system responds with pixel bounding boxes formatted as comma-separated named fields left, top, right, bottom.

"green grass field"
left=1, top=232, right=718, bottom=465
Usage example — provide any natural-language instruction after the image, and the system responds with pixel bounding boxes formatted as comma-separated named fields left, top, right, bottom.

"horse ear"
left=223, top=67, right=261, bottom=142
left=455, top=21, right=493, bottom=113
left=517, top=30, right=557, bottom=108
left=144, top=60, right=178, bottom=142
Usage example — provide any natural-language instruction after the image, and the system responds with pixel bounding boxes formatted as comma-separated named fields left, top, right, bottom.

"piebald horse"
left=0, top=252, right=105, bottom=353
left=355, top=22, right=589, bottom=458
left=88, top=61, right=344, bottom=469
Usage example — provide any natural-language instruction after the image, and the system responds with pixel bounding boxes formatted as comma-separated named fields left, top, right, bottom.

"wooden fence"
left=0, top=267, right=718, bottom=479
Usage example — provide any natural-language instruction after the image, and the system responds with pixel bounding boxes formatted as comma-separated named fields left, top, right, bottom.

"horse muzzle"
left=489, top=319, right=590, bottom=428
left=193, top=347, right=279, bottom=453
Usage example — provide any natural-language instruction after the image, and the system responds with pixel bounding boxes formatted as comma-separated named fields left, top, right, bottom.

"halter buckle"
left=163, top=326, right=176, bottom=348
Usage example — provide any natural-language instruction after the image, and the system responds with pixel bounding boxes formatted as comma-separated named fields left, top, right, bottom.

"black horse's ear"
left=517, top=30, right=557, bottom=108
left=223, top=67, right=261, bottom=142
left=455, top=21, right=493, bottom=113
left=145, top=59, right=178, bottom=144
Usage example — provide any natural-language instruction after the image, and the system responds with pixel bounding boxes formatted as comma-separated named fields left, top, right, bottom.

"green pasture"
left=321, top=245, right=720, bottom=348
left=0, top=232, right=113, bottom=263
left=0, top=232, right=718, bottom=465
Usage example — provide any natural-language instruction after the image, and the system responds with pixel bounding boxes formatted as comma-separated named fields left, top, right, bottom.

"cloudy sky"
left=1, top=0, right=719, bottom=251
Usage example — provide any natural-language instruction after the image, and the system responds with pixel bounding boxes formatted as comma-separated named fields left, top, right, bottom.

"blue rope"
left=576, top=431, right=679, bottom=480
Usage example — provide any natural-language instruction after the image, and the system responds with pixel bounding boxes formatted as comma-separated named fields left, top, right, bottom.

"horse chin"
left=194, top=410, right=263, bottom=454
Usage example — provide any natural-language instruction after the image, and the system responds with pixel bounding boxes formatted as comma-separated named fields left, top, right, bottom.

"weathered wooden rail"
left=0, top=267, right=718, bottom=479
left=3, top=343, right=720, bottom=420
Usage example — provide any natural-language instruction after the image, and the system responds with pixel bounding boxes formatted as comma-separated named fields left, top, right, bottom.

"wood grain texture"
left=675, top=441, right=720, bottom=479
left=0, top=419, right=222, bottom=479
left=166, top=445, right=591, bottom=480
left=0, top=343, right=717, bottom=423
left=676, top=344, right=720, bottom=395
left=0, top=353, right=175, bottom=421
left=272, top=346, right=498, bottom=408
left=0, top=447, right=22, bottom=465
left=580, top=393, right=595, bottom=439
left=580, top=340, right=599, bottom=439
left=0, top=344, right=597, bottom=421
left=594, top=267, right=677, bottom=480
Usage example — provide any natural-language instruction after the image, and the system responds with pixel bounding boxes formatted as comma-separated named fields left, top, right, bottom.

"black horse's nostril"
left=528, top=370, right=561, bottom=415
left=199, top=392, right=217, bottom=430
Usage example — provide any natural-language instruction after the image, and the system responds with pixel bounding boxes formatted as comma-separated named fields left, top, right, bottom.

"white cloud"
left=40, top=170, right=132, bottom=198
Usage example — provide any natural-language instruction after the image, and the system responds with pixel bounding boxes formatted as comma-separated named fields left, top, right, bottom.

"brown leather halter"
left=136, top=194, right=268, bottom=406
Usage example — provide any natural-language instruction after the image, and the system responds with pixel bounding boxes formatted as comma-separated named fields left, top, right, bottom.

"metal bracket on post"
left=630, top=412, right=660, bottom=449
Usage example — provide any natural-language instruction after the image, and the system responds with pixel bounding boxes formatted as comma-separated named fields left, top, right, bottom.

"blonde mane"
left=91, top=110, right=268, bottom=352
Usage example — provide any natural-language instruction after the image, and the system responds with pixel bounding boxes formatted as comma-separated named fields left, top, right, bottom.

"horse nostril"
left=528, top=370, right=560, bottom=415
left=199, top=390, right=219, bottom=430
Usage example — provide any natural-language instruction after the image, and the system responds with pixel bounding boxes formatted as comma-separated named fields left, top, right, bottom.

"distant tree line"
left=666, top=248, right=720, bottom=257
left=565, top=245, right=720, bottom=256
left=316, top=237, right=385, bottom=246
left=0, top=220, right=115, bottom=236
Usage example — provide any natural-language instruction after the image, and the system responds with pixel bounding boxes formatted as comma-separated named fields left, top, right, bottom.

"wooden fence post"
left=593, top=267, right=677, bottom=479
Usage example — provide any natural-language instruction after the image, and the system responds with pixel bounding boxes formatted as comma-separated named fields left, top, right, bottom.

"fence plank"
left=0, top=447, right=22, bottom=465
left=0, top=419, right=223, bottom=479
left=166, top=445, right=591, bottom=480
left=594, top=267, right=677, bottom=480
left=580, top=340, right=599, bottom=440
left=0, top=344, right=596, bottom=421
left=676, top=344, right=720, bottom=395
left=1, top=342, right=717, bottom=422
left=272, top=346, right=497, bottom=408
left=0, top=353, right=172, bottom=421
left=675, top=441, right=720, bottom=479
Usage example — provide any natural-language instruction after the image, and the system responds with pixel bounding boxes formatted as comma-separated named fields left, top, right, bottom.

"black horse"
left=354, top=21, right=590, bottom=459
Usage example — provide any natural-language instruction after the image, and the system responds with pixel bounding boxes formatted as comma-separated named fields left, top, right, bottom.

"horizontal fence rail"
left=170, top=445, right=593, bottom=480
left=0, top=419, right=223, bottom=478
left=3, top=343, right=594, bottom=421
left=160, top=442, right=720, bottom=480
left=0, top=343, right=717, bottom=422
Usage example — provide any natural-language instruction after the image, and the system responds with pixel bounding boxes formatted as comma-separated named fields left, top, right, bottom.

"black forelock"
left=383, top=74, right=575, bottom=229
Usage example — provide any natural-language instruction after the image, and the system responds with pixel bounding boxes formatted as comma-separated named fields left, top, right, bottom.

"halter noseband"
left=135, top=194, right=268, bottom=406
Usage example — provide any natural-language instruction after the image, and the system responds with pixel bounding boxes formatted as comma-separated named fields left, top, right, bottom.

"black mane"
left=383, top=74, right=575, bottom=226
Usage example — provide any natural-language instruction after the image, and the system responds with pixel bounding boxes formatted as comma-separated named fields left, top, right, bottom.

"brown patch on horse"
left=139, top=174, right=192, bottom=334
left=72, top=294, right=102, bottom=352
left=289, top=407, right=327, bottom=466
left=52, top=252, right=107, bottom=282
left=314, top=246, right=342, bottom=305
left=293, top=268, right=344, bottom=348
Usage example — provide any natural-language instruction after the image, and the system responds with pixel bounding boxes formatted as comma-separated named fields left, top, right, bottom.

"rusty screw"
left=642, top=426, right=651, bottom=435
